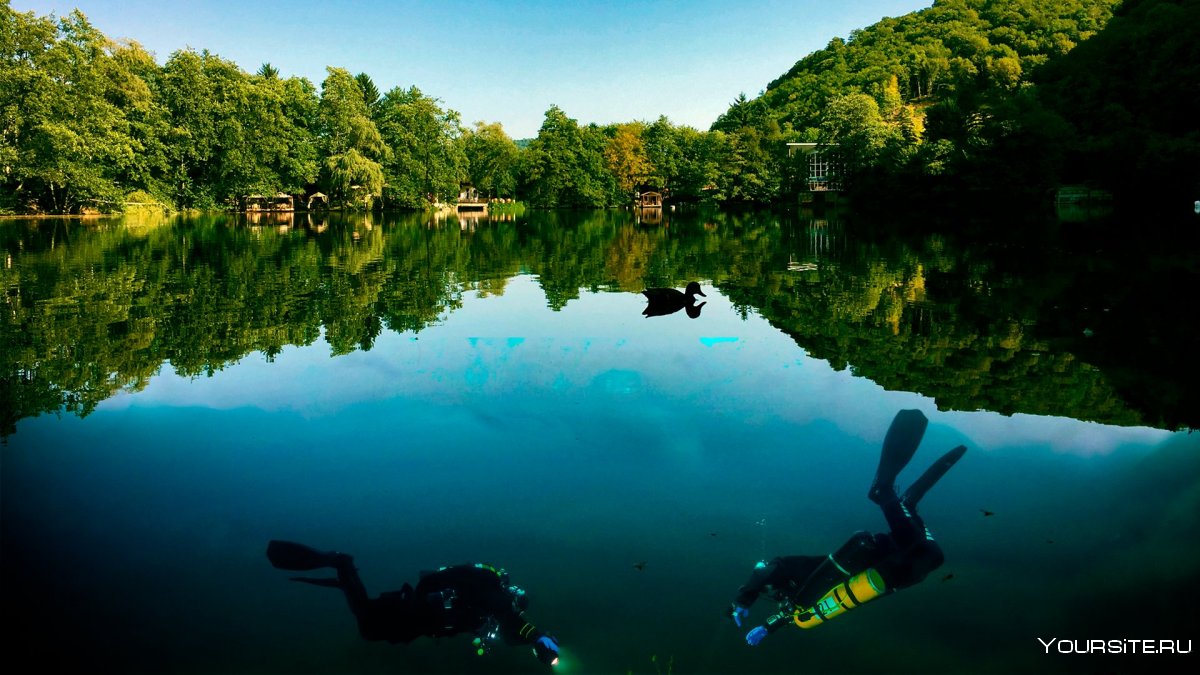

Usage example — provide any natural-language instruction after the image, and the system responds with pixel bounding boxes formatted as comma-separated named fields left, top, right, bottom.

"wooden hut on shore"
left=306, top=192, right=328, bottom=210
left=637, top=190, right=663, bottom=209
left=457, top=184, right=488, bottom=213
left=243, top=193, right=294, bottom=212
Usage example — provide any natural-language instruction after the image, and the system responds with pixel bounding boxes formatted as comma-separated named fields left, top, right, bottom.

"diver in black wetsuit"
left=266, top=542, right=561, bottom=666
left=728, top=409, right=967, bottom=645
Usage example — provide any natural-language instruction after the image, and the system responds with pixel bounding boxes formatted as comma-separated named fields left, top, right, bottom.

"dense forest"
left=1, top=0, right=1197, bottom=214
left=723, top=0, right=1200, bottom=208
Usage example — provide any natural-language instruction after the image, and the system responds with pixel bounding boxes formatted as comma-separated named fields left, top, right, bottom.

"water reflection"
left=1, top=207, right=1195, bottom=438
left=429, top=207, right=521, bottom=230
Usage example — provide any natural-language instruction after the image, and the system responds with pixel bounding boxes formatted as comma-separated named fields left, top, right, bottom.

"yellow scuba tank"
left=793, top=568, right=887, bottom=629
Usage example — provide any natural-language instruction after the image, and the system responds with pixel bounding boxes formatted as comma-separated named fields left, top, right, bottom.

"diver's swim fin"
left=868, top=409, right=929, bottom=504
left=267, top=540, right=349, bottom=572
left=902, top=445, right=967, bottom=508
left=288, top=576, right=343, bottom=588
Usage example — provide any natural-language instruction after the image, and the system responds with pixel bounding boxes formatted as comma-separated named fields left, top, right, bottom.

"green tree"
left=318, top=67, right=386, bottom=205
left=375, top=85, right=466, bottom=208
left=159, top=49, right=271, bottom=208
left=107, top=39, right=172, bottom=204
left=157, top=49, right=317, bottom=208
left=718, top=119, right=786, bottom=203
left=642, top=116, right=683, bottom=191
left=461, top=120, right=519, bottom=199
left=519, top=105, right=610, bottom=208
left=1037, top=0, right=1200, bottom=203
left=711, top=92, right=762, bottom=132
left=355, top=72, right=380, bottom=116
left=1, top=7, right=143, bottom=212
left=250, top=70, right=320, bottom=195
left=819, top=93, right=901, bottom=185
left=672, top=126, right=726, bottom=202
left=603, top=122, right=651, bottom=198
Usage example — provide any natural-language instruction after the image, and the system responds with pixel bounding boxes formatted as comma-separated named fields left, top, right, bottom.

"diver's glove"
left=746, top=625, right=768, bottom=646
left=730, top=604, right=750, bottom=627
left=533, top=635, right=560, bottom=666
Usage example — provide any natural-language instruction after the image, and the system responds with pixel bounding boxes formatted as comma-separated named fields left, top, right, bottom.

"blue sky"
left=14, top=0, right=931, bottom=139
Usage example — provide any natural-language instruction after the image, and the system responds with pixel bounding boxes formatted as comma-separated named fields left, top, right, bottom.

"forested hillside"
left=1036, top=0, right=1200, bottom=200
left=713, top=0, right=1198, bottom=208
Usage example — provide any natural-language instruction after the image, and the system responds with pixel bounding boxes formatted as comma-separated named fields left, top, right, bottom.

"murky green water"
left=2, top=208, right=1197, bottom=674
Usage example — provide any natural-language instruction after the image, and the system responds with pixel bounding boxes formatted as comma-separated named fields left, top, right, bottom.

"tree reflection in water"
left=2, top=207, right=1195, bottom=439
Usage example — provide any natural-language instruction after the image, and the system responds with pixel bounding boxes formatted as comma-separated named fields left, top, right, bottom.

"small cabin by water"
left=243, top=193, right=294, bottom=212
left=457, top=185, right=488, bottom=213
left=787, top=143, right=842, bottom=205
left=306, top=192, right=328, bottom=210
left=787, top=143, right=841, bottom=192
left=637, top=190, right=663, bottom=209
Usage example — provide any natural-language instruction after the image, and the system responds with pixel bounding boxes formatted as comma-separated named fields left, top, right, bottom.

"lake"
left=2, top=207, right=1197, bottom=674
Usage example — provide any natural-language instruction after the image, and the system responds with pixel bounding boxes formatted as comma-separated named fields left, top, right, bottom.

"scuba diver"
left=641, top=281, right=707, bottom=318
left=266, top=541, right=561, bottom=666
left=728, top=409, right=967, bottom=645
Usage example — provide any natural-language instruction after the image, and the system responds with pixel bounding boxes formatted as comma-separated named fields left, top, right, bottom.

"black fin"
left=267, top=540, right=343, bottom=571
left=288, top=576, right=343, bottom=588
left=902, top=445, right=967, bottom=508
left=868, top=409, right=929, bottom=504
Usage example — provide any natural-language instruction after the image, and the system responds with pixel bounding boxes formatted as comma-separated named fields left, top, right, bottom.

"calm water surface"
left=3, top=209, right=1197, bottom=674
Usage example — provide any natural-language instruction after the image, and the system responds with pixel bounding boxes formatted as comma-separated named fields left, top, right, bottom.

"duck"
left=641, top=281, right=707, bottom=318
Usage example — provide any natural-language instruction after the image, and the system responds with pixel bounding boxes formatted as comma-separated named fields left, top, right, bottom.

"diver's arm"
left=733, top=558, right=783, bottom=607
left=498, top=615, right=544, bottom=646
left=487, top=586, right=542, bottom=646
left=763, top=609, right=795, bottom=635
left=735, top=555, right=823, bottom=607
left=744, top=606, right=796, bottom=646
left=733, top=557, right=796, bottom=631
left=488, top=604, right=560, bottom=665
left=499, top=616, right=559, bottom=666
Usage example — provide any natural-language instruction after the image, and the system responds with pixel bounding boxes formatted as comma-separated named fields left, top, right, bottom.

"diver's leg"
left=331, top=554, right=369, bottom=617
left=327, top=557, right=421, bottom=643
left=901, top=445, right=967, bottom=509
left=878, top=444, right=966, bottom=558
left=875, top=500, right=945, bottom=590
left=267, top=542, right=371, bottom=620
left=876, top=445, right=961, bottom=591
left=350, top=584, right=419, bottom=643
left=875, top=536, right=945, bottom=591
left=906, top=538, right=945, bottom=584
left=868, top=410, right=929, bottom=504
left=879, top=497, right=928, bottom=549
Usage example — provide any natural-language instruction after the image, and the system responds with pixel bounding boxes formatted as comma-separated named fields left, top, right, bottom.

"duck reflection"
left=641, top=281, right=707, bottom=318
